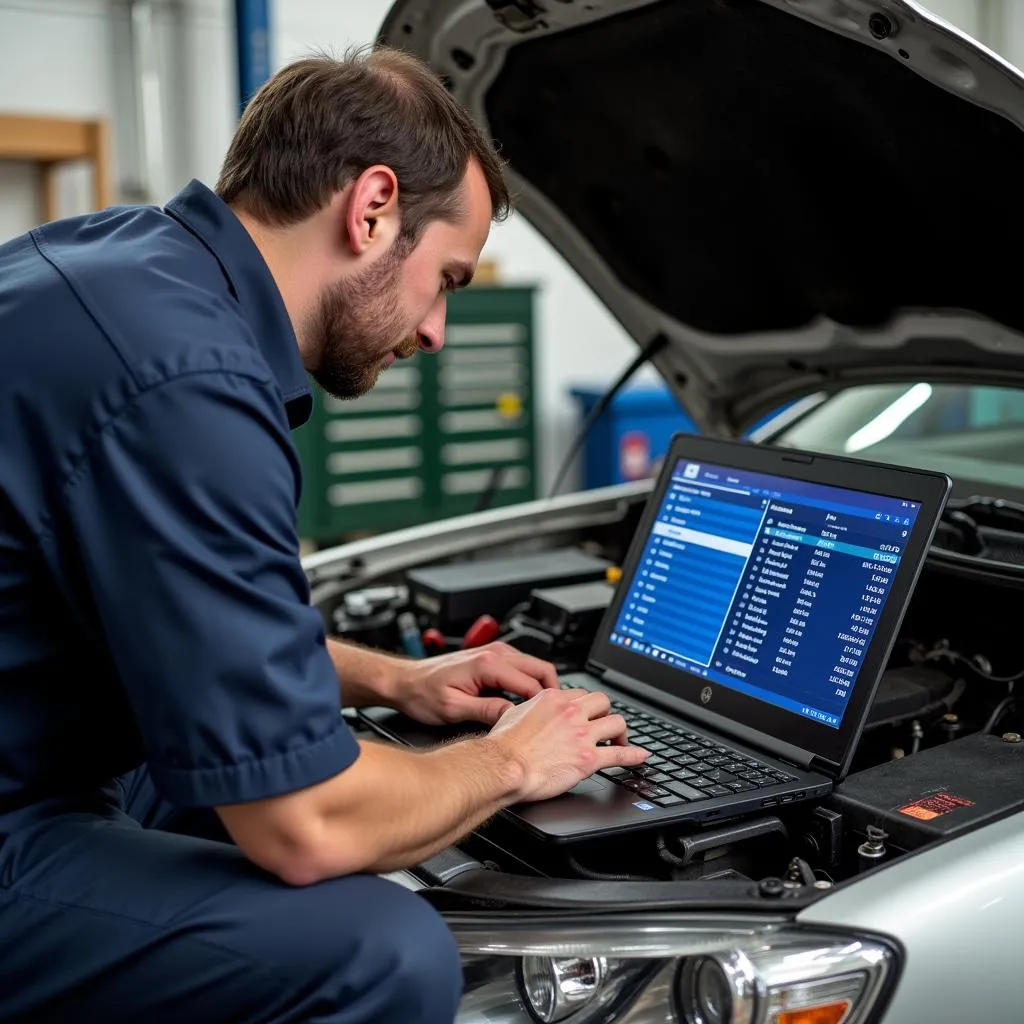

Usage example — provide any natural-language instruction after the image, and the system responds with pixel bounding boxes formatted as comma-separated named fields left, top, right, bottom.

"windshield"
left=773, top=383, right=1024, bottom=493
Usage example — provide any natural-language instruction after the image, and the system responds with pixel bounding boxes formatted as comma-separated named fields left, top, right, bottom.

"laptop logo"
left=700, top=686, right=713, bottom=705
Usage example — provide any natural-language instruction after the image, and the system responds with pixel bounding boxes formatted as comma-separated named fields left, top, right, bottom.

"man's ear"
left=342, top=165, right=400, bottom=257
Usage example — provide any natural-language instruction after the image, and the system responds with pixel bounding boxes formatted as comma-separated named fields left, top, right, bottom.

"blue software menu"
left=609, top=459, right=921, bottom=729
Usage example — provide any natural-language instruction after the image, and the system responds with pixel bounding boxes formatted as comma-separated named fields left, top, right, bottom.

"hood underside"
left=380, top=0, right=1024, bottom=431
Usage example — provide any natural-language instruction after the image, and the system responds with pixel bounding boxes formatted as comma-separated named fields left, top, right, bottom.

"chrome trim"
left=447, top=917, right=787, bottom=958
left=679, top=951, right=759, bottom=1024
left=751, top=939, right=892, bottom=1024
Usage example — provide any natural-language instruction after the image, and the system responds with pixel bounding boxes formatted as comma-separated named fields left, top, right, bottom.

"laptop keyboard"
left=600, top=696, right=798, bottom=807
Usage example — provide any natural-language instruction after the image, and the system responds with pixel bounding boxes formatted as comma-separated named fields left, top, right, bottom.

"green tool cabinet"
left=293, top=286, right=538, bottom=543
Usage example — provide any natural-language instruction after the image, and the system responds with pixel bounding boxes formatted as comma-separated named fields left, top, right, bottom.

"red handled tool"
left=422, top=627, right=447, bottom=654
left=462, top=614, right=499, bottom=649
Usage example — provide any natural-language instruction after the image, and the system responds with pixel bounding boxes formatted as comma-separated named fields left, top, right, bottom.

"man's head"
left=216, top=46, right=511, bottom=399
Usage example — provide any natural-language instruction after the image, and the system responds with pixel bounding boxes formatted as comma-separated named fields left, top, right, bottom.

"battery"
left=406, top=548, right=611, bottom=634
left=828, top=731, right=1024, bottom=853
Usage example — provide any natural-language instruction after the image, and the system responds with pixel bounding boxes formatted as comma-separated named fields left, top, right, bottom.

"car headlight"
left=450, top=917, right=897, bottom=1024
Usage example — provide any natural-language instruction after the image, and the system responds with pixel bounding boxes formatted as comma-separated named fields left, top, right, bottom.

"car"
left=301, top=2, right=1024, bottom=1021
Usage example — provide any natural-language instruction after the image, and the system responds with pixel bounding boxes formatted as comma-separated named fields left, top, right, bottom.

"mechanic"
left=0, top=46, right=649, bottom=1024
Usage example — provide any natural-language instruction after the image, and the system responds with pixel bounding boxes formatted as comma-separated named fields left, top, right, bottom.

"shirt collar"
left=163, top=179, right=313, bottom=428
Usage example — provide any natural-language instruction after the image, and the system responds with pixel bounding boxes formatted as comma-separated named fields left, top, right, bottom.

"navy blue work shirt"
left=0, top=180, right=358, bottom=816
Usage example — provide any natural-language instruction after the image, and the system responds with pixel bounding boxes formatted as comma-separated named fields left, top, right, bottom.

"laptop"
left=359, top=434, right=951, bottom=843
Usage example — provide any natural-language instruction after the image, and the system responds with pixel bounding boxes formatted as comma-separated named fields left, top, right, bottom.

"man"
left=0, top=45, right=648, bottom=1024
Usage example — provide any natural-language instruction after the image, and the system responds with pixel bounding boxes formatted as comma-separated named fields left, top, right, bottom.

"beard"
left=305, top=239, right=420, bottom=400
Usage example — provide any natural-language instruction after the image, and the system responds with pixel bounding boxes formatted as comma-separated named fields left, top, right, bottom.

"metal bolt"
left=868, top=12, right=895, bottom=39
left=759, top=877, right=784, bottom=898
left=814, top=880, right=833, bottom=890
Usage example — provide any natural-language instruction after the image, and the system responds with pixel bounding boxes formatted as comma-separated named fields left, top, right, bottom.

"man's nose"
left=417, top=295, right=447, bottom=354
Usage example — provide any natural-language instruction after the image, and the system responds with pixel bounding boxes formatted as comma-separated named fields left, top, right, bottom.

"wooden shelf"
left=0, top=114, right=111, bottom=221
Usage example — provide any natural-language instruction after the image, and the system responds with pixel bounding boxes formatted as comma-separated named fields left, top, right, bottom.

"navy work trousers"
left=0, top=769, right=463, bottom=1023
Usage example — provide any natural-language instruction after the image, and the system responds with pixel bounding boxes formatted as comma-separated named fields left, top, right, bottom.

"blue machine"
left=570, top=383, right=789, bottom=491
left=570, top=384, right=698, bottom=491
left=234, top=0, right=271, bottom=115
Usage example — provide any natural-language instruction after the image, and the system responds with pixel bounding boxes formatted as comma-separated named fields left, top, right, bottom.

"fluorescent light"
left=844, top=383, right=933, bottom=453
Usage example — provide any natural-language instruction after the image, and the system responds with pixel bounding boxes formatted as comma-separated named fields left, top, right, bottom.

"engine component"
left=332, top=589, right=402, bottom=649
left=857, top=825, right=889, bottom=873
left=939, top=712, right=964, bottom=743
left=396, top=611, right=425, bottom=658
left=784, top=857, right=816, bottom=887
left=829, top=731, right=1024, bottom=856
left=661, top=816, right=789, bottom=869
left=517, top=581, right=614, bottom=657
left=804, top=806, right=843, bottom=869
left=863, top=665, right=959, bottom=730
left=406, top=548, right=610, bottom=634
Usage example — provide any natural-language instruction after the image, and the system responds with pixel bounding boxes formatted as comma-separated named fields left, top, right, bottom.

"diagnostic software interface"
left=610, top=459, right=920, bottom=729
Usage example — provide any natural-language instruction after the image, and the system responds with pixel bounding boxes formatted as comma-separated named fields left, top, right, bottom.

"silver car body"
left=310, top=0, right=1024, bottom=1016
left=303, top=478, right=1024, bottom=1021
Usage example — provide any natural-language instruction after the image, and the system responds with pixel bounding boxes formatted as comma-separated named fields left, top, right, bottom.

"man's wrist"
left=470, top=735, right=528, bottom=804
left=327, top=637, right=406, bottom=707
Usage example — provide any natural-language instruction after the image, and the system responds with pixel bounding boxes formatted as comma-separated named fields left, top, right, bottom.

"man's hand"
left=390, top=642, right=559, bottom=727
left=487, top=688, right=649, bottom=803
left=218, top=686, right=649, bottom=885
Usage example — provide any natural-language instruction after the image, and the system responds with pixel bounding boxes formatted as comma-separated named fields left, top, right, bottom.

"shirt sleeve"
left=60, top=366, right=358, bottom=807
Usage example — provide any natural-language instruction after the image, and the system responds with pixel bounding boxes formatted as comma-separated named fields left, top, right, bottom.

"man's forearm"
left=218, top=735, right=522, bottom=884
left=326, top=636, right=404, bottom=708
left=331, top=739, right=519, bottom=872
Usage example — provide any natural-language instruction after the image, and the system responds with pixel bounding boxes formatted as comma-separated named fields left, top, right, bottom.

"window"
left=774, top=384, right=1024, bottom=492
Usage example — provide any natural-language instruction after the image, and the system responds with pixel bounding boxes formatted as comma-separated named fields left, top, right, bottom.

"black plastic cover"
left=407, top=549, right=610, bottom=633
left=828, top=731, right=1024, bottom=852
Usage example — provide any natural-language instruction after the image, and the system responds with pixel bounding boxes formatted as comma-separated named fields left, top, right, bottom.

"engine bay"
left=314, top=492, right=1024, bottom=907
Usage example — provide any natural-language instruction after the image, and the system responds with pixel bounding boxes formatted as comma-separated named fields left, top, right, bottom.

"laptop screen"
left=608, top=457, right=921, bottom=731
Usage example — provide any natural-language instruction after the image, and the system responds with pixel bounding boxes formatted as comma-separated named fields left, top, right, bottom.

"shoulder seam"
left=36, top=367, right=277, bottom=544
left=30, top=228, right=141, bottom=388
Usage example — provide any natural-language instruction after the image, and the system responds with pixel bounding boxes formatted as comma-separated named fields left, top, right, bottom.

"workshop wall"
left=0, top=0, right=648, bottom=494
left=0, top=0, right=1014, bottom=494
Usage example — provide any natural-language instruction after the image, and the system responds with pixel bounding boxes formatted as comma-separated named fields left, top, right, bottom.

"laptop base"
left=358, top=677, right=832, bottom=844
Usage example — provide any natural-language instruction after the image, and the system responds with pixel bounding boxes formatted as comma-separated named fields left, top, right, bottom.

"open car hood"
left=379, top=0, right=1024, bottom=432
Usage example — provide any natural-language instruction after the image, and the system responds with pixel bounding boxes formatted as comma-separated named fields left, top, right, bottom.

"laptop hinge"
left=810, top=754, right=842, bottom=779
left=585, top=660, right=608, bottom=679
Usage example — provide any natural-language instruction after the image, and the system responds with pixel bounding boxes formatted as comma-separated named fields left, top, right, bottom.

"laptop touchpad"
left=567, top=776, right=610, bottom=797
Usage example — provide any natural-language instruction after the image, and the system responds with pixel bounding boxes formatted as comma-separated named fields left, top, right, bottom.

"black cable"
left=474, top=464, right=506, bottom=513
left=983, top=696, right=1017, bottom=734
left=475, top=333, right=669, bottom=512
left=655, top=833, right=687, bottom=868
left=565, top=854, right=656, bottom=882
left=923, top=648, right=1024, bottom=685
left=548, top=333, right=670, bottom=501
left=475, top=333, right=669, bottom=511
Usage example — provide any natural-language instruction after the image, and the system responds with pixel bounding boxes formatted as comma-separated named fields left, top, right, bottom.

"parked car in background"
left=302, top=2, right=1024, bottom=1020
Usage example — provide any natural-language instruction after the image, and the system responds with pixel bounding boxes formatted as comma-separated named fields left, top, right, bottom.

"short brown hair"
left=216, top=46, right=511, bottom=241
